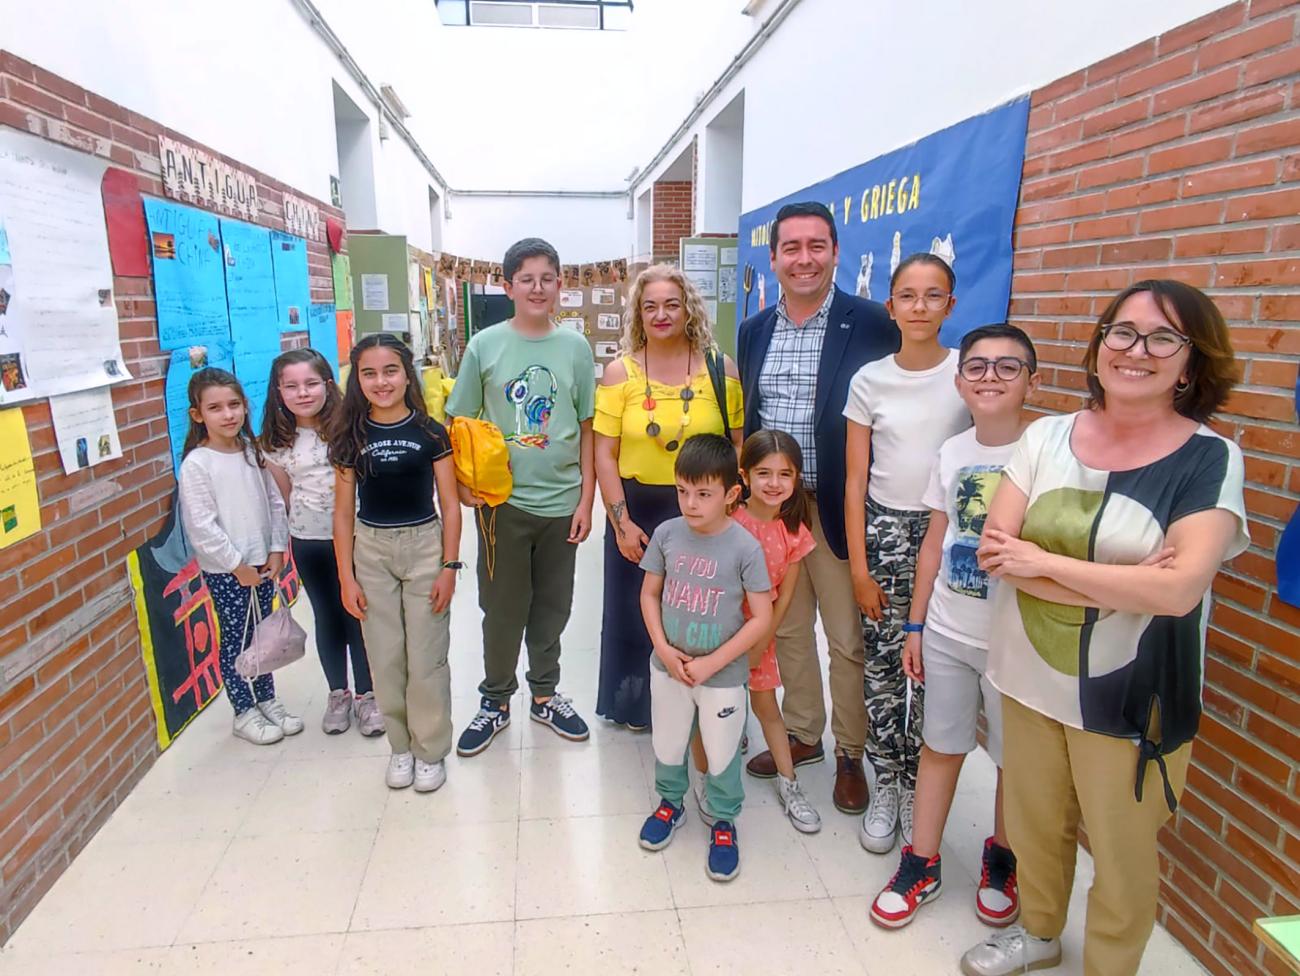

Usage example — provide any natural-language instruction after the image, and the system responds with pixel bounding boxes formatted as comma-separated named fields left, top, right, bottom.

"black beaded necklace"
left=642, top=345, right=694, bottom=452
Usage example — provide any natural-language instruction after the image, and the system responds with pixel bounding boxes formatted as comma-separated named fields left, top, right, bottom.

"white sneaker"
left=413, top=758, right=447, bottom=793
left=386, top=752, right=415, bottom=789
left=899, top=789, right=915, bottom=847
left=860, top=782, right=900, bottom=853
left=777, top=774, right=822, bottom=834
left=960, top=925, right=1062, bottom=975
left=233, top=707, right=283, bottom=745
left=257, top=698, right=304, bottom=736
left=322, top=689, right=352, bottom=734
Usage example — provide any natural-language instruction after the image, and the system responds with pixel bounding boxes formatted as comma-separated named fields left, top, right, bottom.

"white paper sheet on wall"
left=48, top=387, right=123, bottom=474
left=0, top=129, right=129, bottom=404
left=361, top=274, right=390, bottom=311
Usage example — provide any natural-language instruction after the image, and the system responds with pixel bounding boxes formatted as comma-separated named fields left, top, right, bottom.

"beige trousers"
left=353, top=520, right=452, bottom=763
left=773, top=496, right=867, bottom=758
left=1003, top=695, right=1190, bottom=976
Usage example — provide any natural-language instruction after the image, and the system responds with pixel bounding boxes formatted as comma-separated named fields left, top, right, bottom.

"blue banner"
left=234, top=348, right=278, bottom=438
left=737, top=98, right=1030, bottom=347
left=144, top=200, right=231, bottom=351
left=270, top=231, right=311, bottom=334
left=219, top=219, right=280, bottom=359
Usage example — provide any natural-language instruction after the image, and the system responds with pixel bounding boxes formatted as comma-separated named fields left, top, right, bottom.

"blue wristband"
left=902, top=622, right=924, bottom=634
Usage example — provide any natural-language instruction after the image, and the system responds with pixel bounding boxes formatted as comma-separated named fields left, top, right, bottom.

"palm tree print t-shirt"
left=921, top=427, right=1016, bottom=649
left=985, top=412, right=1248, bottom=745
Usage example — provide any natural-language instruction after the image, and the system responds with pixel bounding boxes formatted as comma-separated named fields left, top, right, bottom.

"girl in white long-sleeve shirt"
left=178, top=368, right=301, bottom=745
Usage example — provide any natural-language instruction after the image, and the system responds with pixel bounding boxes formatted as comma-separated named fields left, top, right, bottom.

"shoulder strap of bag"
left=705, top=345, right=731, bottom=442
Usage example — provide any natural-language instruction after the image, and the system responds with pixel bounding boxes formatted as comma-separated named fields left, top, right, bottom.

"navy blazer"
left=736, top=287, right=899, bottom=559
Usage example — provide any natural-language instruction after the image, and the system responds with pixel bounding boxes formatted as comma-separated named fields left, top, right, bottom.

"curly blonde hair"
left=620, top=264, right=717, bottom=355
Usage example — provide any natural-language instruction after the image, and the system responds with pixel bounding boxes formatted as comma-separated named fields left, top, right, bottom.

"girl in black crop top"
left=329, top=334, right=463, bottom=790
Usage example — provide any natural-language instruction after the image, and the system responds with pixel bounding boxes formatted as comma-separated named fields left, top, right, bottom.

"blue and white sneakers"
left=529, top=692, right=590, bottom=741
left=639, top=800, right=686, bottom=850
left=456, top=697, right=511, bottom=757
left=707, top=820, right=740, bottom=882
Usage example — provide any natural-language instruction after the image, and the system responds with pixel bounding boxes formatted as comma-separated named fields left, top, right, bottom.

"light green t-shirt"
left=446, top=320, right=595, bottom=518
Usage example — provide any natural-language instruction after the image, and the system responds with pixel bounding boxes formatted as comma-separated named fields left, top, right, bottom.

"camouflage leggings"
left=862, top=499, right=930, bottom=791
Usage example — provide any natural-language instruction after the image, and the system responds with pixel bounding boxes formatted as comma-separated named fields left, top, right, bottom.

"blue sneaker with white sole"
left=638, top=800, right=685, bottom=850
left=707, top=820, right=740, bottom=881
left=456, top=697, right=510, bottom=757
left=529, top=692, right=589, bottom=741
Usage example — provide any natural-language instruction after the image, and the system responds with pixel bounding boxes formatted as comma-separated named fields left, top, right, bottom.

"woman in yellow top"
left=594, top=264, right=743, bottom=730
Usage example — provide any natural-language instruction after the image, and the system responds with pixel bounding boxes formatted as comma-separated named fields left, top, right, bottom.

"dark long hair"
left=259, top=348, right=342, bottom=452
left=327, top=333, right=432, bottom=475
left=1084, top=279, right=1237, bottom=423
left=739, top=429, right=810, bottom=533
left=182, top=367, right=264, bottom=467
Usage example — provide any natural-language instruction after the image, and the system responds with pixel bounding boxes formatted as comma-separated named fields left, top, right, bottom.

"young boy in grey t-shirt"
left=637, top=435, right=772, bottom=882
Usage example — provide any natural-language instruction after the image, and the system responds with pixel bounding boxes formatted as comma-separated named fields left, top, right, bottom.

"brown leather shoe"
left=833, top=754, right=869, bottom=814
left=746, top=735, right=825, bottom=779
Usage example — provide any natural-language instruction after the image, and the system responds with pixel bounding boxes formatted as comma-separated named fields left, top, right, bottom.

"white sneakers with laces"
left=777, top=774, right=822, bottom=834
left=414, top=759, right=447, bottom=793
left=233, top=707, right=283, bottom=745
left=960, top=925, right=1062, bottom=975
left=860, top=781, right=900, bottom=853
left=257, top=698, right=304, bottom=735
left=386, top=752, right=415, bottom=789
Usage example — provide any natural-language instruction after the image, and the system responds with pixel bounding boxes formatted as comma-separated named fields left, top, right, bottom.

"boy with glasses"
left=447, top=237, right=597, bottom=755
left=867, top=323, right=1039, bottom=930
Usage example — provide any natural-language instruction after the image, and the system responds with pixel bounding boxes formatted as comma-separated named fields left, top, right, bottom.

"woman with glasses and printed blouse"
left=593, top=265, right=743, bottom=731
left=959, top=280, right=1248, bottom=976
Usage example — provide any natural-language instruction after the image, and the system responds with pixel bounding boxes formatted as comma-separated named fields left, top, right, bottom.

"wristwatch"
left=902, top=622, right=924, bottom=634
left=442, top=560, right=465, bottom=571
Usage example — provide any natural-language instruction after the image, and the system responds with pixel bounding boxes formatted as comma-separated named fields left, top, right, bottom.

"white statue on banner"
left=856, top=252, right=873, bottom=300
left=889, top=231, right=902, bottom=280
left=931, top=233, right=957, bottom=268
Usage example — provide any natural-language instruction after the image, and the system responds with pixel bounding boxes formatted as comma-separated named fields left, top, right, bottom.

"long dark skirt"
left=596, top=479, right=680, bottom=727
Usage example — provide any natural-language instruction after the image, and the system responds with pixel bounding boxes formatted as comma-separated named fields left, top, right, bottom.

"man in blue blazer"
left=736, top=202, right=898, bottom=815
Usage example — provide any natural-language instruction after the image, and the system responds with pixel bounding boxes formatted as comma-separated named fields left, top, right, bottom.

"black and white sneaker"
left=456, top=697, right=511, bottom=757
left=529, top=692, right=589, bottom=741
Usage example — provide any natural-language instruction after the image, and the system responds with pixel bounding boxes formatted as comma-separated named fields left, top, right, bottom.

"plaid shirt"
left=757, top=287, right=834, bottom=490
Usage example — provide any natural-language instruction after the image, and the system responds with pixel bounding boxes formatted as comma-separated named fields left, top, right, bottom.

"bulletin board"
left=348, top=233, right=411, bottom=338
left=678, top=236, right=739, bottom=357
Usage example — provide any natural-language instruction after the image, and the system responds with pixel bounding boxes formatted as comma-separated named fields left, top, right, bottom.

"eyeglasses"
left=279, top=380, right=325, bottom=395
left=890, top=289, right=951, bottom=309
left=1099, top=323, right=1190, bottom=359
left=513, top=274, right=558, bottom=290
left=959, top=356, right=1031, bottom=382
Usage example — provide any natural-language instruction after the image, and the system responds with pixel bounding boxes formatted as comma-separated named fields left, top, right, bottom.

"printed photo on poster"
left=562, top=265, right=580, bottom=288
left=595, top=341, right=618, bottom=359
left=597, top=312, right=621, bottom=331
left=381, top=313, right=408, bottom=332
left=719, top=265, right=737, bottom=304
left=591, top=288, right=614, bottom=306
left=559, top=289, right=584, bottom=309
left=556, top=313, right=586, bottom=334
left=579, top=264, right=597, bottom=288
left=49, top=387, right=124, bottom=474
left=720, top=247, right=737, bottom=266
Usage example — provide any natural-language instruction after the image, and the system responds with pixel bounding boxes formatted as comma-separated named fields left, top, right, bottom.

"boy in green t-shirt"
left=447, top=238, right=597, bottom=755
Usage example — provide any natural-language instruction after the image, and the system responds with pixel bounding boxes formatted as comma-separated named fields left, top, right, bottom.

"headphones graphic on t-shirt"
left=503, top=365, right=557, bottom=432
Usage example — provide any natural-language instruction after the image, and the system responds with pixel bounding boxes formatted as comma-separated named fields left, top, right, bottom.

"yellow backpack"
left=446, top=415, right=513, bottom=580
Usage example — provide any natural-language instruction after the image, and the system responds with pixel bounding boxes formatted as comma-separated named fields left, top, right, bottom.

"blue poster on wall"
left=219, top=219, right=280, bottom=359
left=234, top=349, right=278, bottom=435
left=143, top=200, right=231, bottom=350
left=307, top=303, right=338, bottom=376
left=164, top=339, right=234, bottom=477
left=737, top=97, right=1031, bottom=347
left=270, top=231, right=311, bottom=333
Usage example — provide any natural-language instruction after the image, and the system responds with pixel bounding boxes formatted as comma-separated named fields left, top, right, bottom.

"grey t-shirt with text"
left=640, top=517, right=771, bottom=688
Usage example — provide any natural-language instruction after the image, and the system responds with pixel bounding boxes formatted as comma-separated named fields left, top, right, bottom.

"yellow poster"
left=0, top=407, right=41, bottom=548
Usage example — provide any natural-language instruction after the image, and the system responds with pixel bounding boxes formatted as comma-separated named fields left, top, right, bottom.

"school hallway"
left=0, top=524, right=1202, bottom=976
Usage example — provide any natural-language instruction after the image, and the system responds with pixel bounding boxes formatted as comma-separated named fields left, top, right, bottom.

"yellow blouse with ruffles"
left=594, top=355, right=744, bottom=485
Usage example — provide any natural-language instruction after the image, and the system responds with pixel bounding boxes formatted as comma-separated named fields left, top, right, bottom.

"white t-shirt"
left=179, top=445, right=289, bottom=574
left=265, top=426, right=334, bottom=540
left=842, top=349, right=970, bottom=511
left=921, top=427, right=1016, bottom=648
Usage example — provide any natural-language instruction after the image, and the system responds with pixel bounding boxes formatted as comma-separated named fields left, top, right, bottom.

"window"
left=434, top=0, right=634, bottom=30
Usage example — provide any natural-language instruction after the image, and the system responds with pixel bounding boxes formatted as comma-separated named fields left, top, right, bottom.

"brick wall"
left=1010, top=3, right=1299, bottom=973
left=652, top=178, right=694, bottom=262
left=0, top=52, right=341, bottom=945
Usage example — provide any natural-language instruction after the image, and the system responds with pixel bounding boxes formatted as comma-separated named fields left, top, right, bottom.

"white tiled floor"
left=0, top=527, right=1203, bottom=975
